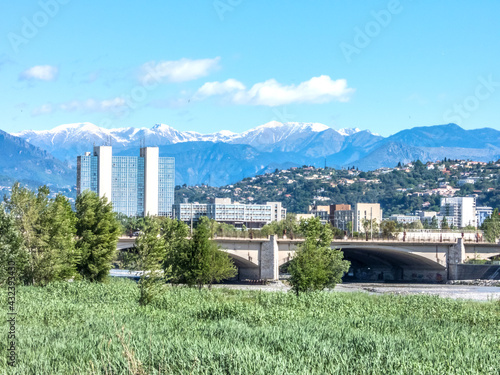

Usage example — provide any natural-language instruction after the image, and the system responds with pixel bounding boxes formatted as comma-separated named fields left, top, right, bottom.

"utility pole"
left=190, top=203, right=193, bottom=235
left=370, top=207, right=373, bottom=241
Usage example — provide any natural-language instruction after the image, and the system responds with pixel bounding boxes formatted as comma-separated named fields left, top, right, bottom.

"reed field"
left=1, top=279, right=499, bottom=374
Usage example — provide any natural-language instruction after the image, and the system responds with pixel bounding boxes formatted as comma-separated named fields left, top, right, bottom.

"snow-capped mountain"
left=10, top=121, right=500, bottom=187
left=14, top=121, right=366, bottom=163
left=337, top=127, right=361, bottom=136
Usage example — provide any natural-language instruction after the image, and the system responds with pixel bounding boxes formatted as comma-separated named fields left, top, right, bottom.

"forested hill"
left=175, top=159, right=500, bottom=216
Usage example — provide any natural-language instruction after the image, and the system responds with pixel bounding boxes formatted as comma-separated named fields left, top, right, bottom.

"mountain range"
left=3, top=122, right=500, bottom=187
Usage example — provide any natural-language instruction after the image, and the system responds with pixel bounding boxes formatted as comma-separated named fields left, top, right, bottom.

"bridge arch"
left=277, top=243, right=447, bottom=282
left=223, top=251, right=260, bottom=280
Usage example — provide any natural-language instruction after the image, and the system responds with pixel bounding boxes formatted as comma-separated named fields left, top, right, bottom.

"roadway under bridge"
left=117, top=236, right=500, bottom=282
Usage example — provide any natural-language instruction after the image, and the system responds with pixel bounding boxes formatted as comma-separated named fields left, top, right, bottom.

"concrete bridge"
left=117, top=236, right=500, bottom=282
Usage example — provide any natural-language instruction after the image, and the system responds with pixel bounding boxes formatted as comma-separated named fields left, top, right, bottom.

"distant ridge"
left=8, top=122, right=500, bottom=186
left=0, top=129, right=73, bottom=187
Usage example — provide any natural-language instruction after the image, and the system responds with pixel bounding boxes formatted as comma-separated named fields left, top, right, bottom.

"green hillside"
left=175, top=159, right=500, bottom=215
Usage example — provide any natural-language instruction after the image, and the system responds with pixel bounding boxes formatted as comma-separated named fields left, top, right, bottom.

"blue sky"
left=1, top=0, right=499, bottom=136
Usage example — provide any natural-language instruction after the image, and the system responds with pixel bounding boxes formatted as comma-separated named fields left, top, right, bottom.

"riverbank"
left=213, top=281, right=500, bottom=302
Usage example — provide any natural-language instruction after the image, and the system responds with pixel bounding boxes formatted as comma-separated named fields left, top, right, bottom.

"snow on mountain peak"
left=217, top=130, right=236, bottom=136
left=151, top=123, right=177, bottom=133
left=255, top=121, right=285, bottom=129
left=307, top=123, right=330, bottom=132
left=254, top=121, right=329, bottom=133
left=337, top=127, right=362, bottom=136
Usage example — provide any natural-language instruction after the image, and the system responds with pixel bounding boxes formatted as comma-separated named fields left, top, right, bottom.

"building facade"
left=173, top=199, right=286, bottom=228
left=476, top=206, right=493, bottom=227
left=439, top=197, right=477, bottom=228
left=77, top=146, right=174, bottom=217
left=330, top=204, right=353, bottom=231
left=388, top=214, right=421, bottom=225
left=307, top=205, right=330, bottom=224
left=353, top=203, right=383, bottom=233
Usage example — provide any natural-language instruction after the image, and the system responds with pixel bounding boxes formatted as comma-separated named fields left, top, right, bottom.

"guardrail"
left=211, top=235, right=489, bottom=244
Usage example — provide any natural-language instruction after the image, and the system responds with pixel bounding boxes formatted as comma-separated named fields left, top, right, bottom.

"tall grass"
left=1, top=279, right=498, bottom=374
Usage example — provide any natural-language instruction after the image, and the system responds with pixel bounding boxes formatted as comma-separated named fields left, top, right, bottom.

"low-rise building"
left=388, top=214, right=421, bottom=225
left=307, top=204, right=330, bottom=224
left=173, top=199, right=286, bottom=228
left=458, top=178, right=475, bottom=186
left=476, top=206, right=493, bottom=227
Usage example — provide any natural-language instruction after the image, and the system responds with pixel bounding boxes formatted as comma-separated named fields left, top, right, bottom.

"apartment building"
left=476, top=206, right=493, bottom=227
left=353, top=203, right=383, bottom=232
left=330, top=204, right=353, bottom=231
left=439, top=197, right=477, bottom=228
left=307, top=204, right=330, bottom=224
left=173, top=199, right=286, bottom=228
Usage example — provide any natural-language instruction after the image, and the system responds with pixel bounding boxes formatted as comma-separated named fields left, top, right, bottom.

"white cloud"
left=100, top=97, right=127, bottom=110
left=33, top=97, right=129, bottom=116
left=139, top=57, right=220, bottom=84
left=31, top=104, right=53, bottom=116
left=196, top=75, right=354, bottom=106
left=61, top=97, right=127, bottom=112
left=20, top=65, right=58, bottom=81
left=195, top=79, right=246, bottom=98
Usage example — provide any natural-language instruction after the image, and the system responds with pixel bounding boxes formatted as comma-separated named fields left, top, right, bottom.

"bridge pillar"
left=447, top=238, right=466, bottom=280
left=260, top=235, right=279, bottom=281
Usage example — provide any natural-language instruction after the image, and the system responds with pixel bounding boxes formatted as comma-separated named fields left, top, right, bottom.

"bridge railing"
left=212, top=233, right=488, bottom=243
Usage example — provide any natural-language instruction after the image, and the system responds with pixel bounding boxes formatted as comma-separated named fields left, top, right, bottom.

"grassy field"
left=1, top=279, right=499, bottom=374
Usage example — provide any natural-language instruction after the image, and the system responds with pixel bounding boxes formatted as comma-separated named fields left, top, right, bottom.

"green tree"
left=3, top=183, right=77, bottom=285
left=408, top=220, right=424, bottom=230
left=380, top=220, right=400, bottom=239
left=346, top=221, right=353, bottom=235
left=0, top=205, right=28, bottom=286
left=441, top=216, right=449, bottom=230
left=482, top=208, right=500, bottom=243
left=3, top=183, right=47, bottom=284
left=430, top=216, right=439, bottom=229
left=361, top=218, right=379, bottom=235
left=125, top=216, right=166, bottom=306
left=75, top=191, right=121, bottom=282
left=288, top=217, right=350, bottom=296
left=261, top=213, right=298, bottom=237
left=168, top=217, right=236, bottom=289
left=162, top=217, right=190, bottom=282
left=207, top=246, right=237, bottom=288
left=43, top=194, right=78, bottom=282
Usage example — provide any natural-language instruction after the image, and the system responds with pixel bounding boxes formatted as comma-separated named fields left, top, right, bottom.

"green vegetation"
left=0, top=279, right=498, bottom=374
left=2, top=183, right=77, bottom=286
left=289, top=217, right=350, bottom=295
left=1, top=186, right=122, bottom=285
left=124, top=216, right=167, bottom=306
left=75, top=190, right=121, bottom=282
left=0, top=206, right=26, bottom=285
left=481, top=208, right=500, bottom=243
left=379, top=220, right=400, bottom=239
left=165, top=217, right=236, bottom=289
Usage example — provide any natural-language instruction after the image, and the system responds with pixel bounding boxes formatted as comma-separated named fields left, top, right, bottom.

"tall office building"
left=440, top=197, right=477, bottom=228
left=77, top=146, right=174, bottom=217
